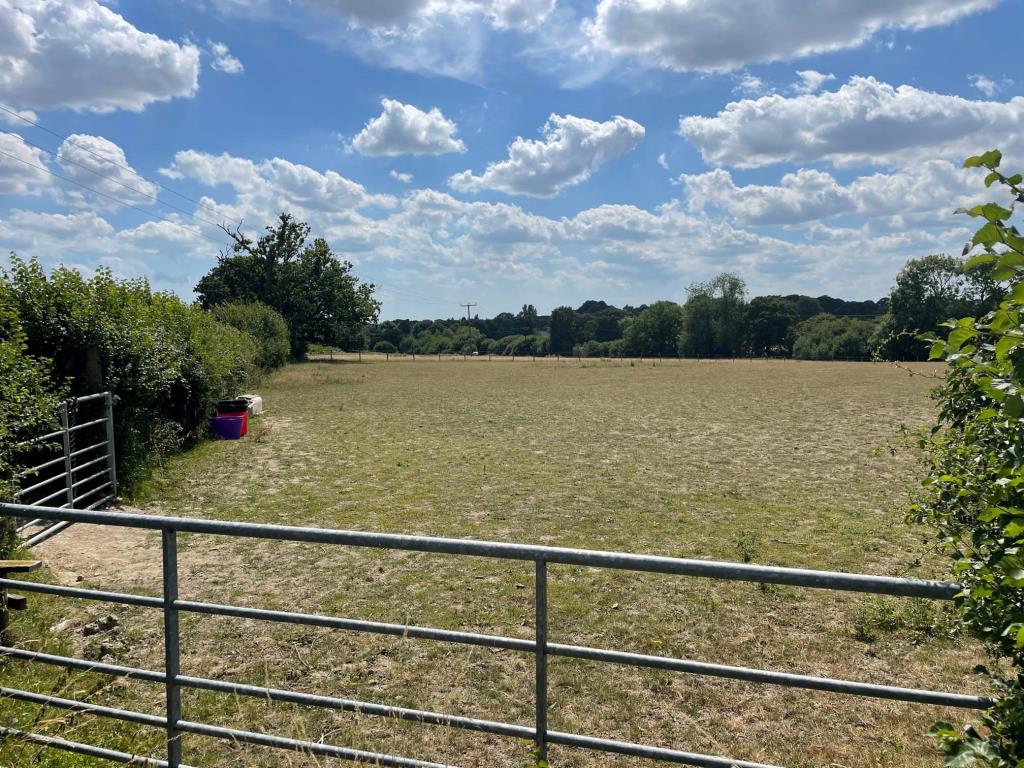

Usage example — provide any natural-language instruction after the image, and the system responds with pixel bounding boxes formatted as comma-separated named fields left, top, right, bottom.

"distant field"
left=2, top=358, right=986, bottom=767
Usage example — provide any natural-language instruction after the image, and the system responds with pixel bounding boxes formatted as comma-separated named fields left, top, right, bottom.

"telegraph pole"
left=460, top=302, right=477, bottom=321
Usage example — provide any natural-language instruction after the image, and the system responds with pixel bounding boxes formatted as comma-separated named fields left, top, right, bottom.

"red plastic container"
left=218, top=409, right=248, bottom=435
left=211, top=415, right=245, bottom=440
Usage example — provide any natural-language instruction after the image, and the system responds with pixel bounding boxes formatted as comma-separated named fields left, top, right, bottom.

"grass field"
left=1, top=358, right=988, bottom=767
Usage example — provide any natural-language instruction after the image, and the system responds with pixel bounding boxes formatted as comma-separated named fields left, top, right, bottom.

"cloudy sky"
left=0, top=0, right=1020, bottom=318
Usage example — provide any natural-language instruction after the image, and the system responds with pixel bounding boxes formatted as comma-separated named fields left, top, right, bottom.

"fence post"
left=534, top=558, right=548, bottom=763
left=162, top=529, right=183, bottom=768
left=103, top=393, right=117, bottom=498
left=59, top=402, right=73, bottom=507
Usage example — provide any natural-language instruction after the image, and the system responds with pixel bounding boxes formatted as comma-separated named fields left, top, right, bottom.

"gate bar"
left=0, top=505, right=961, bottom=599
left=0, top=727, right=176, bottom=767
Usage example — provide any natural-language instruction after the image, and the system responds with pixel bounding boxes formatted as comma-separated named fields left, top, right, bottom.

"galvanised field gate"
left=0, top=504, right=992, bottom=768
left=12, top=392, right=117, bottom=546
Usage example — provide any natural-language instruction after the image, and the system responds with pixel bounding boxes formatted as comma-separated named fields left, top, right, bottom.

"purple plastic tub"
left=210, top=415, right=245, bottom=440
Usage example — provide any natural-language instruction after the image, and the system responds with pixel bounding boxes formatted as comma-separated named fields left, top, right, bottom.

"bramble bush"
left=2, top=256, right=259, bottom=492
left=915, top=150, right=1024, bottom=765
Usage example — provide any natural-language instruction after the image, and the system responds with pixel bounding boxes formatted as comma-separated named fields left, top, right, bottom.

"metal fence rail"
left=0, top=504, right=991, bottom=768
left=13, top=393, right=116, bottom=545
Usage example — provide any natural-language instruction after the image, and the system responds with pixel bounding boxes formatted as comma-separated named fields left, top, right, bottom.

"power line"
left=3, top=130, right=225, bottom=231
left=0, top=146, right=230, bottom=249
left=0, top=103, right=224, bottom=221
left=460, top=301, right=477, bottom=320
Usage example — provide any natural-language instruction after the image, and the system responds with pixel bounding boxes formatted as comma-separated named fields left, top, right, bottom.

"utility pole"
left=460, top=302, right=477, bottom=321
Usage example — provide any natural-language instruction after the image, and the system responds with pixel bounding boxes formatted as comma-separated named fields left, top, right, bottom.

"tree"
left=792, top=314, right=876, bottom=360
left=679, top=273, right=748, bottom=357
left=678, top=292, right=715, bottom=357
left=785, top=295, right=824, bottom=321
left=516, top=304, right=539, bottom=334
left=549, top=306, right=576, bottom=355
left=196, top=213, right=379, bottom=357
left=874, top=253, right=1000, bottom=360
left=623, top=301, right=684, bottom=356
left=746, top=296, right=798, bottom=356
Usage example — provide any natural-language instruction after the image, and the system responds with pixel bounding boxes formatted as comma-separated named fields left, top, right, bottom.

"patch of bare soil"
left=34, top=516, right=160, bottom=588
left=33, top=505, right=245, bottom=592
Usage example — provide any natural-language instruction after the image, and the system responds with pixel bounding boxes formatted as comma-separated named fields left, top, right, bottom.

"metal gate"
left=12, top=393, right=117, bottom=546
left=0, top=504, right=992, bottom=768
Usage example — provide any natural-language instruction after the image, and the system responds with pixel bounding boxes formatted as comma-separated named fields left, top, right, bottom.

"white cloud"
left=792, top=69, right=835, bottom=94
left=488, top=0, right=555, bottom=30
left=584, top=0, right=999, bottom=72
left=352, top=99, right=465, bottom=156
left=301, top=0, right=553, bottom=30
left=0, top=102, right=37, bottom=126
left=56, top=134, right=159, bottom=209
left=657, top=152, right=668, bottom=170
left=210, top=42, right=244, bottom=75
left=159, top=150, right=396, bottom=238
left=0, top=132, right=51, bottom=194
left=732, top=73, right=768, bottom=97
left=389, top=170, right=414, bottom=183
left=679, top=76, right=1024, bottom=168
left=968, top=74, right=998, bottom=97
left=0, top=209, right=113, bottom=241
left=449, top=113, right=645, bottom=197
left=210, top=0, right=553, bottom=81
left=681, top=161, right=984, bottom=226
left=0, top=0, right=200, bottom=112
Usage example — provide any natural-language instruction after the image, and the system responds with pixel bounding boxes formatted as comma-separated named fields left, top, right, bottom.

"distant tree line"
left=366, top=254, right=998, bottom=361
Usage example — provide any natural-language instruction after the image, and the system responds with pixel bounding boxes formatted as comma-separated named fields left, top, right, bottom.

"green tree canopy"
left=623, top=301, right=684, bottom=356
left=874, top=253, right=1000, bottom=360
left=549, top=306, right=576, bottom=355
left=746, top=296, right=798, bottom=356
left=196, top=213, right=380, bottom=357
left=679, top=273, right=748, bottom=357
left=792, top=314, right=875, bottom=360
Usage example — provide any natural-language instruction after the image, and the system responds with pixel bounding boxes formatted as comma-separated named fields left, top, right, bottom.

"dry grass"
left=1, top=358, right=987, bottom=768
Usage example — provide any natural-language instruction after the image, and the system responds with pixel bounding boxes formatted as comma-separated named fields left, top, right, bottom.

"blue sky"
left=0, top=0, right=1021, bottom=319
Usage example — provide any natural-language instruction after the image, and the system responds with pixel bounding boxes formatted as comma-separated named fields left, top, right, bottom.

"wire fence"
left=0, top=504, right=990, bottom=768
left=308, top=351, right=909, bottom=365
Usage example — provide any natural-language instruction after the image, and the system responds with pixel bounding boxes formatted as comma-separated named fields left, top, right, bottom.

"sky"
left=0, top=1, right=1021, bottom=319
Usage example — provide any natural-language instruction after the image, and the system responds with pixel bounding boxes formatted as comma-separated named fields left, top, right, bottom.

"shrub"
left=213, top=301, right=290, bottom=370
left=0, top=281, right=65, bottom=556
left=792, top=314, right=876, bottom=360
left=374, top=340, right=397, bottom=353
left=2, top=256, right=258, bottom=492
left=914, top=150, right=1024, bottom=764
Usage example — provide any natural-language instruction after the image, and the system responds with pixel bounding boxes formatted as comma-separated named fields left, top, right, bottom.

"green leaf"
left=995, top=334, right=1024, bottom=360
left=964, top=253, right=996, bottom=269
left=993, top=264, right=1019, bottom=282
left=929, top=340, right=947, bottom=360
left=984, top=171, right=1001, bottom=187
left=1004, top=518, right=1024, bottom=537
left=963, top=149, right=1002, bottom=169
left=947, top=327, right=977, bottom=352
left=973, top=222, right=1002, bottom=246
left=1004, top=394, right=1024, bottom=417
left=981, top=202, right=1013, bottom=222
